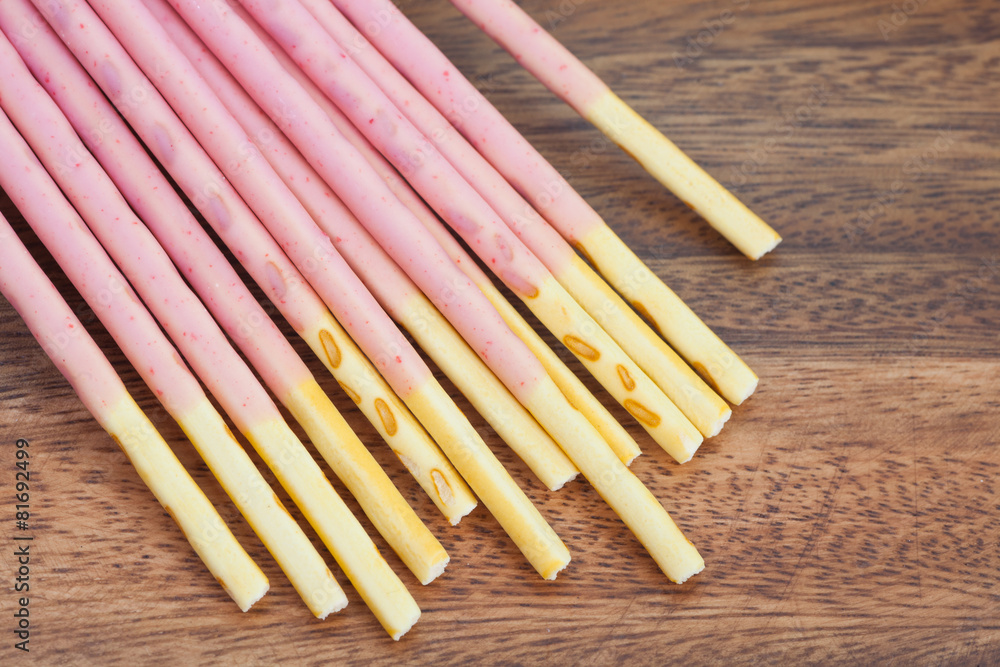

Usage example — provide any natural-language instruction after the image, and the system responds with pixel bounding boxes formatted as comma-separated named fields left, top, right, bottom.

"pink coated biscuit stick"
left=324, top=220, right=580, bottom=490
left=225, top=0, right=704, bottom=464
left=397, top=171, right=643, bottom=466
left=459, top=1, right=606, bottom=113
left=68, top=0, right=569, bottom=580
left=0, top=0, right=449, bottom=587
left=84, top=0, right=437, bottom=398
left=336, top=0, right=600, bottom=246
left=336, top=0, right=763, bottom=405
left=12, top=0, right=474, bottom=525
left=60, top=0, right=430, bottom=396
left=446, top=0, right=782, bottom=262
left=0, top=31, right=422, bottom=638
left=220, top=0, right=576, bottom=406
left=332, top=0, right=598, bottom=247
left=0, top=212, right=268, bottom=612
left=407, top=183, right=643, bottom=465
left=0, top=100, right=345, bottom=618
left=223, top=7, right=642, bottom=466
left=298, top=0, right=730, bottom=439
left=145, top=0, right=577, bottom=492
left=183, top=0, right=703, bottom=582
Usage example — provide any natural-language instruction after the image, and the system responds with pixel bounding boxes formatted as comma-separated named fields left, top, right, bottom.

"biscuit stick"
left=222, top=8, right=641, bottom=465
left=174, top=0, right=704, bottom=582
left=147, top=0, right=577, bottom=492
left=0, top=0, right=448, bottom=587
left=446, top=0, right=781, bottom=262
left=73, top=0, right=569, bottom=580
left=11, top=0, right=475, bottom=526
left=333, top=0, right=760, bottom=405
left=233, top=0, right=703, bottom=463
left=300, top=0, right=730, bottom=438
left=1, top=29, right=421, bottom=637
left=0, top=102, right=345, bottom=619
left=0, top=212, right=268, bottom=612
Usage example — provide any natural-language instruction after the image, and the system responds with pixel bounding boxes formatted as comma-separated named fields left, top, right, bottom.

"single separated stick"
left=0, top=213, right=268, bottom=611
left=10, top=0, right=474, bottom=526
left=227, top=10, right=641, bottom=465
left=235, top=0, right=704, bottom=464
left=446, top=0, right=781, bottom=261
left=75, top=0, right=569, bottom=580
left=3, top=0, right=448, bottom=587
left=147, top=0, right=577, bottom=492
left=173, top=0, right=703, bottom=581
left=299, top=0, right=730, bottom=439
left=0, top=102, right=345, bottom=618
left=333, top=0, right=760, bottom=406
left=2, top=22, right=420, bottom=639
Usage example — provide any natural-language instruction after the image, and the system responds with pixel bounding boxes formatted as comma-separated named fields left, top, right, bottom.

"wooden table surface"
left=1, top=0, right=997, bottom=664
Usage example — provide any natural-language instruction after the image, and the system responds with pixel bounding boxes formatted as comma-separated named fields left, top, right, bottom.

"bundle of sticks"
left=0, top=0, right=778, bottom=640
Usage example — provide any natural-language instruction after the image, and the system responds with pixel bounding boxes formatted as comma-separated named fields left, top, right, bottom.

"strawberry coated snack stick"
left=0, top=0, right=448, bottom=589
left=332, top=0, right=762, bottom=406
left=0, top=212, right=269, bottom=613
left=412, top=186, right=642, bottom=466
left=0, top=100, right=345, bottom=619
left=145, top=0, right=578, bottom=492
left=446, top=0, right=782, bottom=262
left=0, top=31, right=421, bottom=639
left=224, top=6, right=642, bottom=466
left=175, top=0, right=704, bottom=583
left=234, top=0, right=704, bottom=464
left=58, top=0, right=570, bottom=581
left=300, top=0, right=730, bottom=439
left=9, top=0, right=475, bottom=527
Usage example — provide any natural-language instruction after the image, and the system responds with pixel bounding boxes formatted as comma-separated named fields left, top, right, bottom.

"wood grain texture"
left=1, top=0, right=997, bottom=663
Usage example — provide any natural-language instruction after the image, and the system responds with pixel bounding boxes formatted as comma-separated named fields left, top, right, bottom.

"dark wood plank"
left=1, top=0, right=997, bottom=664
